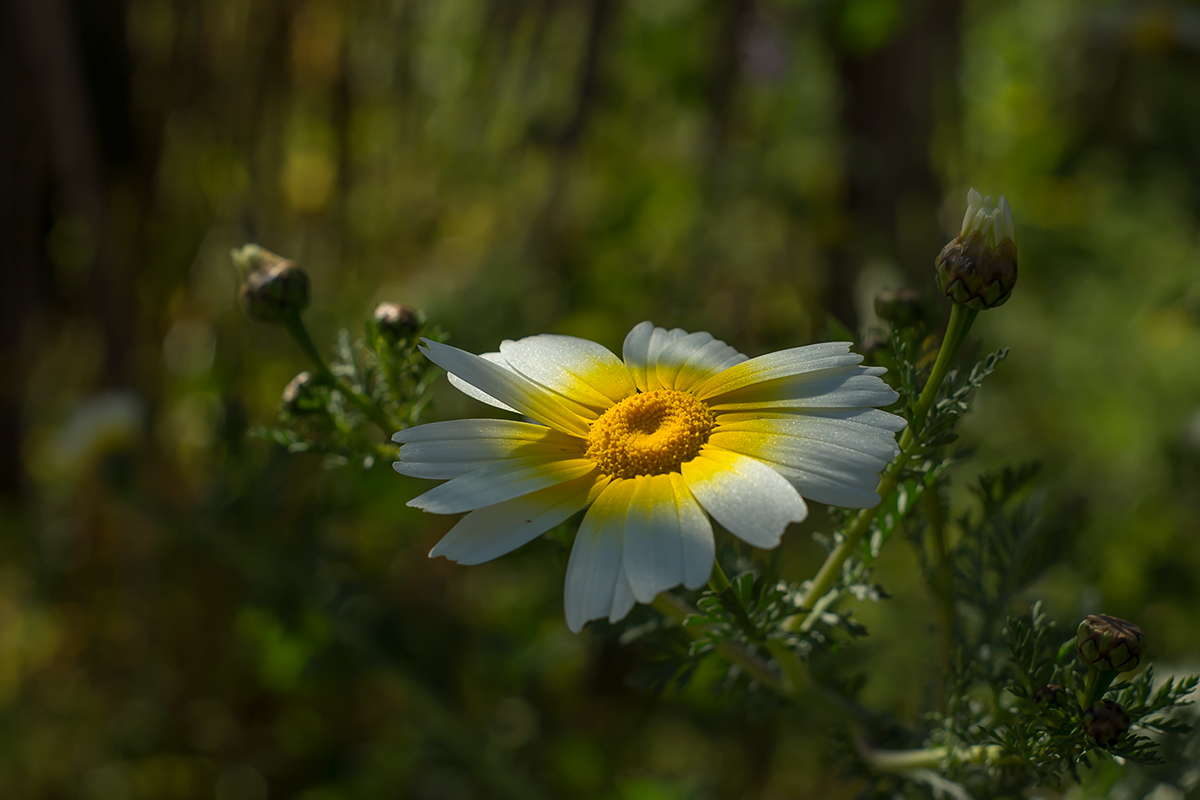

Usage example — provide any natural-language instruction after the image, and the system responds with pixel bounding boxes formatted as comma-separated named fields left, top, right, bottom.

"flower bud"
left=373, top=302, right=422, bottom=342
left=1034, top=683, right=1068, bottom=708
left=233, top=244, right=310, bottom=323
left=1076, top=613, right=1145, bottom=672
left=874, top=287, right=924, bottom=327
left=935, top=189, right=1017, bottom=310
left=281, top=371, right=324, bottom=415
left=1083, top=699, right=1130, bottom=746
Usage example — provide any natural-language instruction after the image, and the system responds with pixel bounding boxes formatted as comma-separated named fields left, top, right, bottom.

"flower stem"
left=708, top=562, right=760, bottom=639
left=705, top=564, right=812, bottom=694
left=652, top=594, right=789, bottom=694
left=858, top=740, right=1012, bottom=773
left=925, top=482, right=956, bottom=695
left=785, top=303, right=977, bottom=633
left=1081, top=666, right=1100, bottom=709
left=283, top=311, right=400, bottom=433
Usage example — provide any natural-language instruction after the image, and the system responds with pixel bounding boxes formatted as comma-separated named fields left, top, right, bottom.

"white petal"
left=446, top=352, right=520, bottom=413
left=693, top=342, right=862, bottom=399
left=408, top=457, right=596, bottom=514
left=622, top=475, right=684, bottom=603
left=706, top=430, right=888, bottom=508
left=713, top=416, right=901, bottom=460
left=763, top=463, right=881, bottom=508
left=622, top=322, right=746, bottom=393
left=420, top=340, right=593, bottom=436
left=622, top=322, right=687, bottom=391
left=619, top=473, right=717, bottom=601
left=564, top=479, right=636, bottom=632
left=680, top=449, right=807, bottom=549
left=498, top=334, right=637, bottom=410
left=715, top=407, right=908, bottom=433
left=670, top=472, right=715, bottom=589
left=653, top=331, right=748, bottom=392
left=621, top=322, right=656, bottom=392
left=429, top=474, right=608, bottom=565
left=394, top=420, right=582, bottom=479
left=609, top=568, right=637, bottom=624
left=705, top=368, right=900, bottom=411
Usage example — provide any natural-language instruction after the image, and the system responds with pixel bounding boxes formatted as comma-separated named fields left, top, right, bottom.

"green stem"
left=926, top=483, right=956, bottom=693
left=708, top=562, right=760, bottom=639
left=785, top=304, right=977, bottom=633
left=708, top=559, right=732, bottom=593
left=705, top=564, right=811, bottom=694
left=284, top=312, right=400, bottom=433
left=1081, top=666, right=1100, bottom=709
left=910, top=305, right=978, bottom=432
left=652, top=594, right=788, bottom=694
left=763, top=639, right=810, bottom=696
left=858, top=740, right=1013, bottom=773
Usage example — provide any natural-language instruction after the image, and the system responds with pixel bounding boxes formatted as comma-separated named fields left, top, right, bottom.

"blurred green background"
left=2, top=0, right=1200, bottom=797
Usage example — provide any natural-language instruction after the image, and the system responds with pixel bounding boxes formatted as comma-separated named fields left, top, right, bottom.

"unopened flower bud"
left=281, top=371, right=324, bottom=415
left=935, top=189, right=1018, bottom=310
left=233, top=244, right=310, bottom=323
left=1076, top=613, right=1145, bottom=672
left=1034, top=683, right=1068, bottom=708
left=1083, top=699, right=1130, bottom=745
left=373, top=302, right=422, bottom=342
left=874, top=287, right=924, bottom=327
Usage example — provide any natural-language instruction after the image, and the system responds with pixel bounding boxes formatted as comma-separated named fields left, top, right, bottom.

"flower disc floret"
left=586, top=389, right=716, bottom=479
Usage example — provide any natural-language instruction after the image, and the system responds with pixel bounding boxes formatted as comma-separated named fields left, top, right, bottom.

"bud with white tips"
left=281, top=371, right=325, bottom=415
left=935, top=189, right=1018, bottom=310
left=373, top=302, right=422, bottom=343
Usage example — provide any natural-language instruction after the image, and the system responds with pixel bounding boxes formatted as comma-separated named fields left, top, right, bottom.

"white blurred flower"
left=395, top=322, right=904, bottom=632
left=31, top=391, right=144, bottom=483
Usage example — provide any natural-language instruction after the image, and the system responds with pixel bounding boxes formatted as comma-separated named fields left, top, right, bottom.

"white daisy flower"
left=394, top=322, right=905, bottom=632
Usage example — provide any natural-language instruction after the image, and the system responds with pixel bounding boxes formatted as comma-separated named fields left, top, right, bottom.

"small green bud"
left=873, top=287, right=924, bottom=327
left=935, top=189, right=1017, bottom=310
left=1033, top=683, right=1068, bottom=708
left=233, top=244, right=310, bottom=323
left=281, top=371, right=324, bottom=415
left=373, top=302, right=422, bottom=342
left=1083, top=699, right=1130, bottom=746
left=1076, top=613, right=1145, bottom=672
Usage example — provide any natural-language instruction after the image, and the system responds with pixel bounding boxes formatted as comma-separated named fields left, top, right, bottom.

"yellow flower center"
left=585, top=389, right=716, bottom=479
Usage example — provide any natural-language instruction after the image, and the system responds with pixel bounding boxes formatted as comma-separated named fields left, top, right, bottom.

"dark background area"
left=2, top=0, right=1200, bottom=797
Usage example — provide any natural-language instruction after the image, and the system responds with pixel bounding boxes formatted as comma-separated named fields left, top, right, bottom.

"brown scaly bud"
left=281, top=371, right=324, bottom=415
left=874, top=287, right=924, bottom=328
left=373, top=302, right=422, bottom=342
left=935, top=189, right=1018, bottom=310
left=1034, top=683, right=1068, bottom=708
left=233, top=244, right=310, bottom=323
left=1083, top=699, right=1130, bottom=746
left=1076, top=613, right=1145, bottom=672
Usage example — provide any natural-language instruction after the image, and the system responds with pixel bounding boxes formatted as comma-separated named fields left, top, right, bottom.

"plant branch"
left=283, top=312, right=400, bottom=433
left=785, top=303, right=977, bottom=632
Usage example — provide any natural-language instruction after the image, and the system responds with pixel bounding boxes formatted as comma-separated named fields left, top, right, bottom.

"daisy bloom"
left=394, top=322, right=905, bottom=632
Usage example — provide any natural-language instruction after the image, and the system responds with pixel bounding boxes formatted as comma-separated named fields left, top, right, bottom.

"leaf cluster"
left=926, top=606, right=1200, bottom=796
left=251, top=315, right=447, bottom=468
